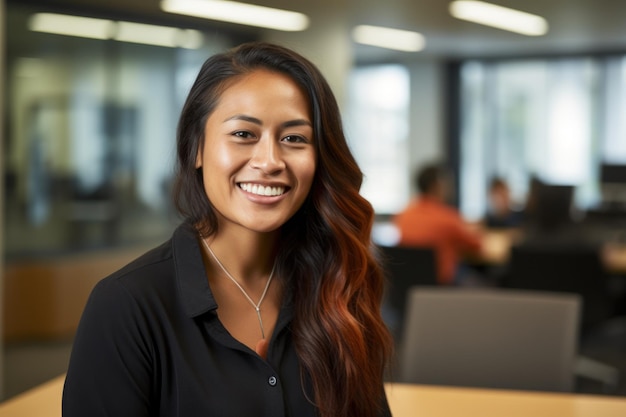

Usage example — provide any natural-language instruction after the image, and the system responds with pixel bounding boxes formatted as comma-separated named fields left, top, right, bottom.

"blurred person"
left=393, top=163, right=483, bottom=285
left=484, top=176, right=524, bottom=229
left=63, top=42, right=393, bottom=417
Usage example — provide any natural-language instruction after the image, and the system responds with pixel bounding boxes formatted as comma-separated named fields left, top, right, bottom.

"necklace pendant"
left=256, top=308, right=265, bottom=339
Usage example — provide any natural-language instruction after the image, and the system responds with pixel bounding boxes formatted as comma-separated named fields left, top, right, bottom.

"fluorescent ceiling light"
left=29, top=13, right=114, bottom=40
left=160, top=0, right=309, bottom=32
left=352, top=25, right=425, bottom=52
left=115, top=22, right=203, bottom=49
left=449, top=1, right=548, bottom=36
left=28, top=13, right=204, bottom=49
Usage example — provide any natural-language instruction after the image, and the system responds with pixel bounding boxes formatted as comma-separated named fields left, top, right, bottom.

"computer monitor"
left=600, top=164, right=626, bottom=184
left=532, top=184, right=575, bottom=229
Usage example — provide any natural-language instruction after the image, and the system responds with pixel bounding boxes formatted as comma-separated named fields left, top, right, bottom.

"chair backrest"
left=399, top=287, right=581, bottom=392
left=502, top=244, right=610, bottom=331
left=378, top=245, right=437, bottom=339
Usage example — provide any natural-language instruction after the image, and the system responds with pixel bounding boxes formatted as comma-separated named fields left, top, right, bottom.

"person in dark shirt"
left=484, top=177, right=524, bottom=229
left=62, top=42, right=393, bottom=417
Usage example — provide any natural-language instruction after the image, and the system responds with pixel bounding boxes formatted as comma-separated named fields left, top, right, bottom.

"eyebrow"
left=224, top=114, right=312, bottom=128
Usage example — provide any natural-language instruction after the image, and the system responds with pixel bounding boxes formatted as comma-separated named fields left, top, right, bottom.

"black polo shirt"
left=63, top=223, right=326, bottom=416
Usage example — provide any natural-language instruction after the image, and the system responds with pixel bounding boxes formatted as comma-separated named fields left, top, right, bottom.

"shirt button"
left=268, top=376, right=277, bottom=386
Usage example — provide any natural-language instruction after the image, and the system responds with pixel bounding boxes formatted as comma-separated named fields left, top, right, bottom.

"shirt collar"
left=171, top=222, right=295, bottom=324
left=172, top=222, right=218, bottom=318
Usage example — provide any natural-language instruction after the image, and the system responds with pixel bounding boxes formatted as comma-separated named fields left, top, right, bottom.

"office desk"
left=3, top=375, right=626, bottom=417
left=478, top=229, right=626, bottom=274
left=0, top=374, right=64, bottom=417
left=386, top=383, right=626, bottom=417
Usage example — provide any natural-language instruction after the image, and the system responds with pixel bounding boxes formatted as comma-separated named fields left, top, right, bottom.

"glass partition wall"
left=4, top=5, right=235, bottom=259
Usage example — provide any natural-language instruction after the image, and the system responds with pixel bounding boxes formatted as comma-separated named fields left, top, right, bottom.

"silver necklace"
left=201, top=239, right=277, bottom=340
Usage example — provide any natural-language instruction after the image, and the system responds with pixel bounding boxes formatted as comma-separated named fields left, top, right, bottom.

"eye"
left=282, top=135, right=309, bottom=144
left=232, top=130, right=255, bottom=139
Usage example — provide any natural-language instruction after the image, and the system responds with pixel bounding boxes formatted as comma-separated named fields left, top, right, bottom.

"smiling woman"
left=62, top=41, right=393, bottom=417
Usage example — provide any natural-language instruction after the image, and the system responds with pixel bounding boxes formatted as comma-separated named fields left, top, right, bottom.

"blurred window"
left=602, top=56, right=626, bottom=162
left=345, top=65, right=411, bottom=214
left=459, top=56, right=626, bottom=220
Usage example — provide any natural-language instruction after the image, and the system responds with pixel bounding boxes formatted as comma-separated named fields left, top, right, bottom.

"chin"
left=241, top=220, right=288, bottom=234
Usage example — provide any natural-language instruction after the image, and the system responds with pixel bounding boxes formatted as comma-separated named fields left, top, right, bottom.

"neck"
left=204, top=227, right=278, bottom=284
left=422, top=194, right=442, bottom=203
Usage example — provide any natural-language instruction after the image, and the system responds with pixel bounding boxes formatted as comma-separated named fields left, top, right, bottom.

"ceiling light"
left=160, top=0, right=309, bottom=32
left=449, top=1, right=548, bottom=36
left=28, top=13, right=204, bottom=49
left=115, top=22, right=203, bottom=49
left=352, top=25, right=425, bottom=52
left=29, top=13, right=114, bottom=40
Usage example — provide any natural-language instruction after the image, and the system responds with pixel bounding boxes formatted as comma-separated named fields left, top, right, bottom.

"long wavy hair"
left=173, top=41, right=393, bottom=417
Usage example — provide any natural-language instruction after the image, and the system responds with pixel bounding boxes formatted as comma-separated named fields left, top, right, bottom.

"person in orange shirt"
left=393, top=163, right=483, bottom=285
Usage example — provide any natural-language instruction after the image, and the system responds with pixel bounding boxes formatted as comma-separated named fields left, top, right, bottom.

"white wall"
left=407, top=59, right=445, bottom=186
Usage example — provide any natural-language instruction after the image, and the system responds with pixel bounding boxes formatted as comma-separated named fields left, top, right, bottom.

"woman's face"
left=196, top=69, right=316, bottom=235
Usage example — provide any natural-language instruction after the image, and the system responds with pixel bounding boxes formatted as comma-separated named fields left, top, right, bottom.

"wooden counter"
left=3, top=245, right=152, bottom=341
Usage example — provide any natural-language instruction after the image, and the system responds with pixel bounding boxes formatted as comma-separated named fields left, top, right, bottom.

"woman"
left=62, top=42, right=393, bottom=417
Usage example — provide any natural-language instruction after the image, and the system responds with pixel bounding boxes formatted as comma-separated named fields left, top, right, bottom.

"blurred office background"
left=2, top=0, right=626, bottom=401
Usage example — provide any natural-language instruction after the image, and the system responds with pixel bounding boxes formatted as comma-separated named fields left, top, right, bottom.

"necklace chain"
left=201, top=239, right=276, bottom=340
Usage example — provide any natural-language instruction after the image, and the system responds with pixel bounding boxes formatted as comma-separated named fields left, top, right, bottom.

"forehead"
left=217, top=69, right=308, bottom=103
left=203, top=70, right=312, bottom=127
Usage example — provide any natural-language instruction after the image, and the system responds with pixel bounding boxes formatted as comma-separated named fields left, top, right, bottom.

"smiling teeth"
left=240, top=183, right=285, bottom=196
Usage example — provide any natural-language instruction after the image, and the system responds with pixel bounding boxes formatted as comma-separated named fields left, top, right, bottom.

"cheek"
left=202, top=143, right=242, bottom=174
left=200, top=149, right=232, bottom=196
left=299, top=158, right=317, bottom=194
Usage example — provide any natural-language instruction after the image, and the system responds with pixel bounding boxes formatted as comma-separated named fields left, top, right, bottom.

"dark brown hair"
left=415, top=162, right=447, bottom=194
left=173, top=41, right=392, bottom=417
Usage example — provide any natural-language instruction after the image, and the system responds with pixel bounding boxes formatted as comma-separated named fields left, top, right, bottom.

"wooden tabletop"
left=0, top=374, right=64, bottom=417
left=478, top=228, right=626, bottom=274
left=386, top=383, right=626, bottom=417
left=3, top=375, right=626, bottom=417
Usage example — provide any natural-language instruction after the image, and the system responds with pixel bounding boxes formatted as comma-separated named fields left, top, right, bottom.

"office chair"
left=398, top=287, right=581, bottom=392
left=501, top=244, right=620, bottom=392
left=377, top=245, right=437, bottom=342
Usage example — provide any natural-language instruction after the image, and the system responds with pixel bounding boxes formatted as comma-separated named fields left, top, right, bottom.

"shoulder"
left=93, top=239, right=174, bottom=297
left=418, top=199, right=462, bottom=223
left=80, top=239, right=176, bottom=328
left=393, top=199, right=421, bottom=221
left=89, top=222, right=199, bottom=306
left=76, top=235, right=186, bottom=351
left=86, top=222, right=210, bottom=317
left=100, top=222, right=199, bottom=293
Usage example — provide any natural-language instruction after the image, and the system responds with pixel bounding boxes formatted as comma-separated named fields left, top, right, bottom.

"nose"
left=249, top=137, right=286, bottom=174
